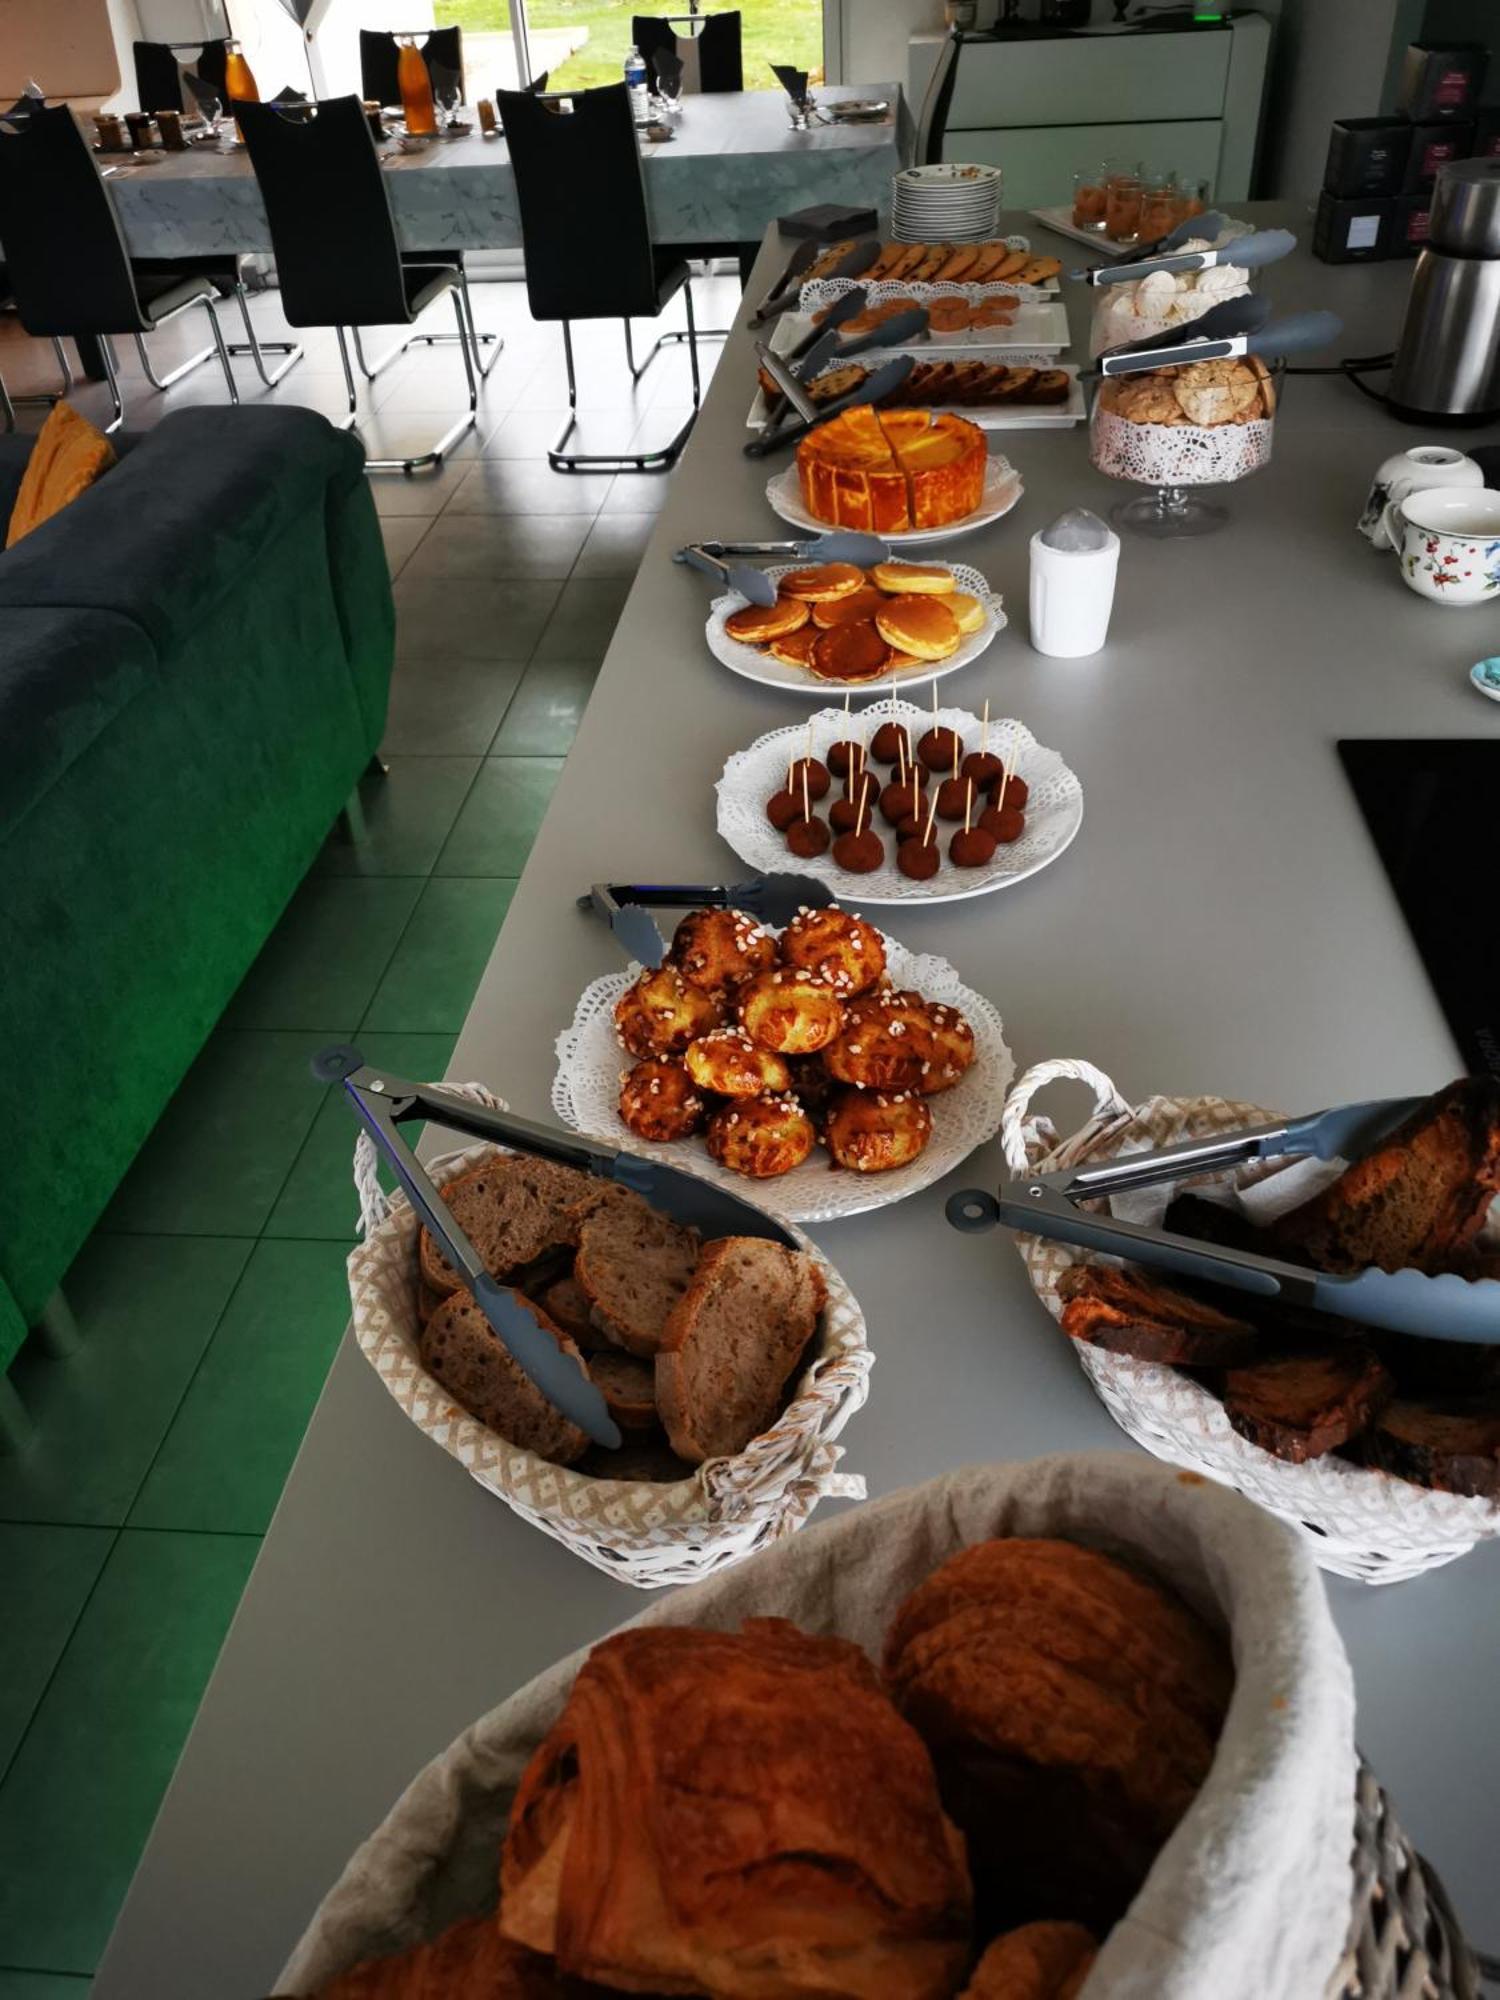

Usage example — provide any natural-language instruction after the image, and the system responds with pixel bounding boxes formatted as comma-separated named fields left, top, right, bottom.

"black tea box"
left=1397, top=42, right=1488, bottom=123
left=1313, top=191, right=1393, bottom=263
left=1323, top=116, right=1412, bottom=197
left=1403, top=119, right=1475, bottom=191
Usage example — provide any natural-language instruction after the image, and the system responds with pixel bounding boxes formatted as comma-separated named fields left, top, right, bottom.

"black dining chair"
left=358, top=27, right=465, bottom=108
left=915, top=27, right=962, bottom=167
left=132, top=38, right=229, bottom=114
left=497, top=82, right=709, bottom=474
left=632, top=12, right=743, bottom=93
left=237, top=96, right=486, bottom=473
left=126, top=40, right=302, bottom=389
left=0, top=106, right=237, bottom=432
left=0, top=259, right=79, bottom=431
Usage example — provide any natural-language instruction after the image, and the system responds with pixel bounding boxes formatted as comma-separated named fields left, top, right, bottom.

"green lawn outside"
left=436, top=0, right=822, bottom=94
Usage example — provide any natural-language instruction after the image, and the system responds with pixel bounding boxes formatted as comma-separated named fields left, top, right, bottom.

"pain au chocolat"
left=500, top=1621, right=973, bottom=1999
left=796, top=405, right=988, bottom=535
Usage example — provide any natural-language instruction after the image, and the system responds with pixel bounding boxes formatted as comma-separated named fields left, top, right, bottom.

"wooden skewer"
left=982, top=698, right=990, bottom=756
left=802, top=764, right=811, bottom=820
left=963, top=777, right=974, bottom=836
left=924, top=789, right=938, bottom=844
left=999, top=727, right=1017, bottom=808
left=855, top=780, right=869, bottom=839
left=951, top=736, right=960, bottom=781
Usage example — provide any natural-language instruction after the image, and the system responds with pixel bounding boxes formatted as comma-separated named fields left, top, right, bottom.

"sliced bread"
left=1220, top=1344, right=1391, bottom=1463
left=586, top=1350, right=659, bottom=1431
left=419, top=1157, right=594, bottom=1297
left=656, top=1236, right=826, bottom=1464
left=418, top=1286, right=591, bottom=1466
left=1057, top=1264, right=1258, bottom=1367
left=574, top=1203, right=701, bottom=1358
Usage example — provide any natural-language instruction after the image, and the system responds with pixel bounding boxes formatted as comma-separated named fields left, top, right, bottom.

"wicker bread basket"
left=1001, top=1059, right=1500, bottom=1586
left=276, top=1456, right=1479, bottom=2000
left=347, top=1083, right=872, bottom=1590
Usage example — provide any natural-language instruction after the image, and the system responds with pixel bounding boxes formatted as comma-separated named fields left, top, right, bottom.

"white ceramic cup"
left=1382, top=487, right=1500, bottom=607
left=1359, top=444, right=1484, bottom=547
left=1029, top=525, right=1121, bottom=657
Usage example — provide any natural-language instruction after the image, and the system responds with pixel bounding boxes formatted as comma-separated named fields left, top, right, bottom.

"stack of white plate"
left=891, top=163, right=1003, bottom=243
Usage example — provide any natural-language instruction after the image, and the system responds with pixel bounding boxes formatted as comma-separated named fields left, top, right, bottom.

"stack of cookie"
left=1097, top=355, right=1275, bottom=428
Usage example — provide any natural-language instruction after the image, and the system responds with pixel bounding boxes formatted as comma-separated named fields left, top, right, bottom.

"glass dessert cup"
left=1089, top=361, right=1284, bottom=540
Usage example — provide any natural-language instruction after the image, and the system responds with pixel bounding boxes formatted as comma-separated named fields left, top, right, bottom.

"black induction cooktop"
left=1338, top=739, right=1500, bottom=1080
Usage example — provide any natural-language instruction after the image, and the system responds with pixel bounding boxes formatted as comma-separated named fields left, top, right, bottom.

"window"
left=435, top=0, right=822, bottom=96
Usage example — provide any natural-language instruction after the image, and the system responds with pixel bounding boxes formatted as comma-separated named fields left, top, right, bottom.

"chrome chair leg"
left=621, top=281, right=722, bottom=391
left=2, top=334, right=74, bottom=417
left=0, top=370, right=14, bottom=432
left=98, top=337, right=125, bottom=433
left=203, top=296, right=240, bottom=406
left=351, top=324, right=417, bottom=380
left=51, top=336, right=73, bottom=395
left=227, top=282, right=302, bottom=388
left=334, top=324, right=361, bottom=432
left=552, top=314, right=696, bottom=474
left=133, top=326, right=218, bottom=392
left=350, top=289, right=479, bottom=477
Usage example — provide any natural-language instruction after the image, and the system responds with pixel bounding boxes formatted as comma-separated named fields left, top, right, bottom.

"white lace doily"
left=706, top=560, right=1004, bottom=695
left=765, top=453, right=1023, bottom=546
left=802, top=268, right=1055, bottom=312
left=1090, top=402, right=1275, bottom=486
left=551, top=928, right=1013, bottom=1225
left=716, top=698, right=1083, bottom=907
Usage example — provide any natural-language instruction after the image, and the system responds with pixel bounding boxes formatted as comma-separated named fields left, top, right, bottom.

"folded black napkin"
left=770, top=63, right=810, bottom=101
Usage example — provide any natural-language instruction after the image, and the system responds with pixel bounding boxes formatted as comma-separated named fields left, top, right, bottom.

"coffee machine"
left=1388, top=157, right=1500, bottom=423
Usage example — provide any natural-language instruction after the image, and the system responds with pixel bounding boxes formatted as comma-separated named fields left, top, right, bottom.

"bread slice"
left=1057, top=1264, right=1259, bottom=1366
left=1220, top=1344, right=1391, bottom=1462
left=656, top=1236, right=826, bottom=1463
left=574, top=1203, right=701, bottom=1357
left=534, top=1270, right=602, bottom=1349
left=418, top=1287, right=591, bottom=1465
left=1363, top=1395, right=1500, bottom=1497
left=587, top=1349, right=659, bottom=1431
left=1271, top=1079, right=1500, bottom=1276
left=419, top=1157, right=593, bottom=1297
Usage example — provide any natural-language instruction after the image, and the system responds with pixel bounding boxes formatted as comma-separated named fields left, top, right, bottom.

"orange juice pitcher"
left=397, top=36, right=437, bottom=136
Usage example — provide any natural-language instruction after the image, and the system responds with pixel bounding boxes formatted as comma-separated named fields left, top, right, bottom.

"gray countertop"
left=93, top=202, right=1500, bottom=2000
left=103, top=85, right=907, bottom=256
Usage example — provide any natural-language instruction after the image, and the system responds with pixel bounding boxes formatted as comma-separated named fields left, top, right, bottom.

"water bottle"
left=624, top=45, right=649, bottom=124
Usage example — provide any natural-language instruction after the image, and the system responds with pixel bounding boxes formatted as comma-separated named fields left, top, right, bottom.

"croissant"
left=499, top=1620, right=972, bottom=1998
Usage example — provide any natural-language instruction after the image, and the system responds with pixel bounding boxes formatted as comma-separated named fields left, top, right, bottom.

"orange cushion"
left=6, top=401, right=116, bottom=549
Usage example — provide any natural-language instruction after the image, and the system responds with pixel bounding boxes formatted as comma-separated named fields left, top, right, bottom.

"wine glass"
left=657, top=70, right=682, bottom=119
left=436, top=79, right=460, bottom=131
left=199, top=91, right=223, bottom=144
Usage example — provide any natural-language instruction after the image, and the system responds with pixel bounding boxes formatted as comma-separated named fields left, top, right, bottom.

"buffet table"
left=100, top=86, right=908, bottom=258
left=92, top=203, right=1500, bottom=1997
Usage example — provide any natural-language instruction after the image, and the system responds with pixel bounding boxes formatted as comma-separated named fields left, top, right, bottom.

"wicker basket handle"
left=1001, top=1059, right=1132, bottom=1175
left=352, top=1080, right=509, bottom=1238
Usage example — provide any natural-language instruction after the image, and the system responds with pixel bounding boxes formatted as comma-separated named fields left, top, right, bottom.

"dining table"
left=97, top=84, right=909, bottom=264
left=91, top=201, right=1500, bottom=2000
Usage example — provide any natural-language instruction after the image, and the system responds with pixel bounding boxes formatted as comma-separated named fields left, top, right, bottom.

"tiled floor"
left=0, top=271, right=729, bottom=1984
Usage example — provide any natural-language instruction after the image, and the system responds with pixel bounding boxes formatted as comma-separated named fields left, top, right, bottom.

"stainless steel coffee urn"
left=1389, top=157, right=1500, bottom=422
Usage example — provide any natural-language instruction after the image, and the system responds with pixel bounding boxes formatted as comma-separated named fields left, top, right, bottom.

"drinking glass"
left=658, top=72, right=682, bottom=119
left=1138, top=175, right=1177, bottom=244
left=1071, top=166, right=1106, bottom=233
left=436, top=79, right=460, bottom=131
left=1104, top=172, right=1143, bottom=243
left=1174, top=177, right=1209, bottom=226
left=198, top=91, right=222, bottom=142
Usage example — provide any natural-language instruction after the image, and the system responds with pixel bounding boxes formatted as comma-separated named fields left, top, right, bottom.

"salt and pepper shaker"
left=1029, top=509, right=1121, bottom=659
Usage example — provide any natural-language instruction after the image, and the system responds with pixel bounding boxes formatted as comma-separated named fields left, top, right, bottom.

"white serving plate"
left=552, top=926, right=1013, bottom=1224
left=706, top=559, right=1005, bottom=695
left=716, top=698, right=1084, bottom=907
left=765, top=452, right=1023, bottom=547
left=1029, top=204, right=1147, bottom=257
left=767, top=300, right=1070, bottom=361
left=747, top=362, right=1084, bottom=434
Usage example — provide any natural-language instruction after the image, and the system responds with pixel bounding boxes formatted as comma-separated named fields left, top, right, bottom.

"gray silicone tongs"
left=674, top=529, right=892, bottom=604
left=578, top=875, right=836, bottom=966
left=946, top=1097, right=1500, bottom=1342
left=313, top=1048, right=800, bottom=1447
left=1073, top=228, right=1296, bottom=287
left=1095, top=307, right=1343, bottom=378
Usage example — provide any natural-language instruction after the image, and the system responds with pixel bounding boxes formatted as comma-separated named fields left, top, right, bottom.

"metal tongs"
left=750, top=235, right=880, bottom=326
left=1092, top=306, right=1343, bottom=378
left=746, top=344, right=916, bottom=458
left=674, top=531, right=890, bottom=605
left=947, top=1097, right=1500, bottom=1342
left=579, top=875, right=836, bottom=965
left=314, top=1048, right=800, bottom=1448
left=1072, top=227, right=1296, bottom=288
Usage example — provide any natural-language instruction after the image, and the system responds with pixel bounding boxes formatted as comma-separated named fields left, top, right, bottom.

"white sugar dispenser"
left=1029, top=508, right=1120, bottom=658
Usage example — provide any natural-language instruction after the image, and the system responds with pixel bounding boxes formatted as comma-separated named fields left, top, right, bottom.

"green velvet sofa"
left=0, top=405, right=393, bottom=1375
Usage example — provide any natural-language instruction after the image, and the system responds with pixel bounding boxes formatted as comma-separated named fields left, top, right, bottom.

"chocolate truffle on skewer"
left=934, top=738, right=970, bottom=821
left=961, top=700, right=1003, bottom=790
left=917, top=677, right=962, bottom=773
left=785, top=765, right=830, bottom=857
left=949, top=779, right=997, bottom=868
left=765, top=753, right=800, bottom=830
left=979, top=730, right=1026, bottom=843
left=897, top=792, right=942, bottom=881
left=870, top=720, right=910, bottom=766
left=830, top=769, right=877, bottom=834
left=827, top=692, right=866, bottom=780
left=831, top=778, right=884, bottom=873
